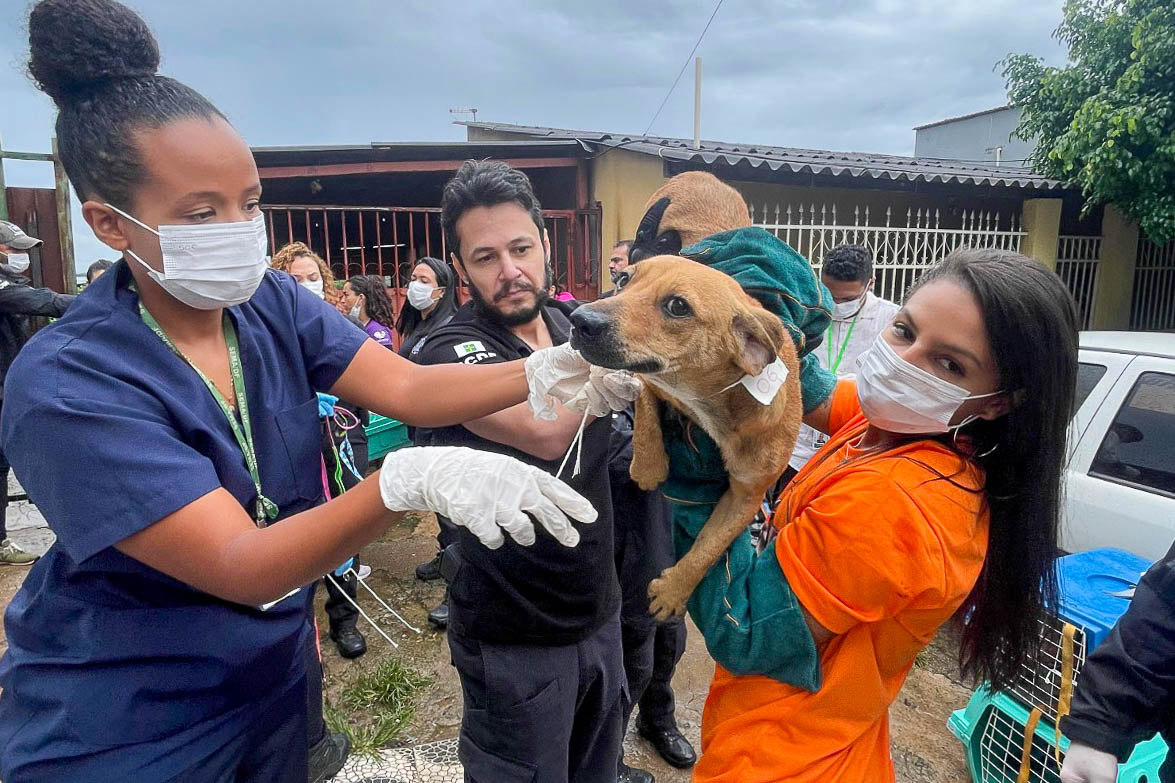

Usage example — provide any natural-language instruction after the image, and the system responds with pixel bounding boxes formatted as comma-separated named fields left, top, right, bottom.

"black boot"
left=636, top=716, right=696, bottom=769
left=330, top=624, right=367, bottom=659
left=308, top=731, right=350, bottom=783
left=427, top=588, right=450, bottom=630
left=415, top=551, right=444, bottom=581
left=618, top=761, right=655, bottom=782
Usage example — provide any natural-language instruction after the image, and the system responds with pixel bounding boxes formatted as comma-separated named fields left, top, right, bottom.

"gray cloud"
left=0, top=0, right=1067, bottom=267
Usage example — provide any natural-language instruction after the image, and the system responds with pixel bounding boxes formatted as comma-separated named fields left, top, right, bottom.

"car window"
left=1090, top=372, right=1175, bottom=497
left=1074, top=362, right=1107, bottom=415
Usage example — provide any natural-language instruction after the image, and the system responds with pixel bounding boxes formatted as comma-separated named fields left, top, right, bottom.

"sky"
left=0, top=0, right=1069, bottom=272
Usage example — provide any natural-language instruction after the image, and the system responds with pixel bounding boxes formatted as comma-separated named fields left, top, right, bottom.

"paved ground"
left=0, top=496, right=975, bottom=782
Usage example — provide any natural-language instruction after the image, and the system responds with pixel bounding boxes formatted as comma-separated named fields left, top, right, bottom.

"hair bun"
left=28, top=0, right=161, bottom=107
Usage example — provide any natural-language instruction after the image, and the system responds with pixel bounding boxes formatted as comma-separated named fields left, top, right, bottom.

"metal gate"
left=1131, top=237, right=1175, bottom=331
left=262, top=204, right=602, bottom=305
left=1056, top=235, right=1102, bottom=330
left=751, top=202, right=1024, bottom=304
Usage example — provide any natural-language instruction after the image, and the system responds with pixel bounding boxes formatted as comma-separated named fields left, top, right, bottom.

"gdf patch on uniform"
left=454, top=340, right=486, bottom=357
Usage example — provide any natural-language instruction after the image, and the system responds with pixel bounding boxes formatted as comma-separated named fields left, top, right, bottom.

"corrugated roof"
left=251, top=139, right=587, bottom=167
left=460, top=121, right=1064, bottom=191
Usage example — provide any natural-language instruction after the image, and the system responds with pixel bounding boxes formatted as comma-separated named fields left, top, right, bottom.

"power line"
left=643, top=0, right=725, bottom=137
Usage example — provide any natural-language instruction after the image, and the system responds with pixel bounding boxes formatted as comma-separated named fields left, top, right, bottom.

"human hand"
left=1060, top=742, right=1118, bottom=783
left=378, top=446, right=597, bottom=549
left=525, top=343, right=640, bottom=420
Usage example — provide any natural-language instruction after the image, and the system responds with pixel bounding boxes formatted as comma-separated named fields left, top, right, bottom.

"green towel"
left=682, top=227, right=836, bottom=413
left=660, top=410, right=821, bottom=691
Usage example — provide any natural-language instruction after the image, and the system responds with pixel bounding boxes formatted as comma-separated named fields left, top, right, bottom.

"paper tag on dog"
left=739, top=357, right=789, bottom=405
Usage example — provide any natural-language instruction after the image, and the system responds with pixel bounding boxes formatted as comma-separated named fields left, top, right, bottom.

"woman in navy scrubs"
left=0, top=2, right=616, bottom=781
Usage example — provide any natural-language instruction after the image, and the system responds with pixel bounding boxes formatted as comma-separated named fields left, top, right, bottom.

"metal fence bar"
left=1131, top=238, right=1175, bottom=331
left=751, top=201, right=1026, bottom=304
left=1056, top=235, right=1102, bottom=330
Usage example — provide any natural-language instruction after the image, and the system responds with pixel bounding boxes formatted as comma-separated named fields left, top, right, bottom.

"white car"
left=1063, top=331, right=1175, bottom=559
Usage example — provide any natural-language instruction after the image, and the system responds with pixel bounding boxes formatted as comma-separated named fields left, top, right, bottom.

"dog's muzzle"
left=569, top=307, right=662, bottom=373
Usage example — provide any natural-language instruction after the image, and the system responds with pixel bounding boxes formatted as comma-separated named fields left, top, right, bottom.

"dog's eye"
left=662, top=296, right=692, bottom=319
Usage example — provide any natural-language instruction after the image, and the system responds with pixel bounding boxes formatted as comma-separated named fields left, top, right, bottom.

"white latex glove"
left=379, top=446, right=597, bottom=549
left=525, top=343, right=641, bottom=420
left=1060, top=742, right=1119, bottom=783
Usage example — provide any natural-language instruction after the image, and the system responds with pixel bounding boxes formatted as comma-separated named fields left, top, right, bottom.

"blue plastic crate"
left=950, top=686, right=1166, bottom=783
left=1053, top=548, right=1151, bottom=650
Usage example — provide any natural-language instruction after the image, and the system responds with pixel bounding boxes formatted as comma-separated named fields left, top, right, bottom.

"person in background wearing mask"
left=605, top=237, right=697, bottom=773
left=271, top=242, right=371, bottom=659
left=1, top=5, right=631, bottom=779
left=396, top=256, right=459, bottom=361
left=786, top=244, right=898, bottom=482
left=85, top=259, right=113, bottom=283
left=0, top=219, right=75, bottom=566
left=269, top=241, right=342, bottom=309
left=340, top=275, right=395, bottom=348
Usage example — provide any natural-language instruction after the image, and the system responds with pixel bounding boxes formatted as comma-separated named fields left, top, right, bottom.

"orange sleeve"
left=774, top=467, right=948, bottom=635
left=826, top=379, right=862, bottom=437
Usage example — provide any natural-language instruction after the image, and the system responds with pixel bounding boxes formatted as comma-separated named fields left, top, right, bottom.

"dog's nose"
left=570, top=307, right=611, bottom=339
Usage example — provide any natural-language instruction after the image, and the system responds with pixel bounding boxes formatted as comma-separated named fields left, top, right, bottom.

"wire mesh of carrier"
left=1006, top=611, right=1088, bottom=725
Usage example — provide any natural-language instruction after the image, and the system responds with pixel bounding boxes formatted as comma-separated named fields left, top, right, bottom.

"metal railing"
left=262, top=204, right=602, bottom=304
left=751, top=202, right=1024, bottom=304
left=1131, top=237, right=1175, bottom=331
left=1056, top=235, right=1102, bottom=330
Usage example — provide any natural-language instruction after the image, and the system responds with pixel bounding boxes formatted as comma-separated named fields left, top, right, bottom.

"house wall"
left=914, top=107, right=1036, bottom=163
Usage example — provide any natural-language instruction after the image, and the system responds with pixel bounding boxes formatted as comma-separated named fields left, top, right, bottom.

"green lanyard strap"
left=826, top=311, right=860, bottom=374
left=136, top=299, right=278, bottom=527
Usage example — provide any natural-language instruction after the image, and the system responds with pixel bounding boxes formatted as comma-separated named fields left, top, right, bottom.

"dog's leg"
left=647, top=478, right=767, bottom=621
left=630, top=387, right=669, bottom=491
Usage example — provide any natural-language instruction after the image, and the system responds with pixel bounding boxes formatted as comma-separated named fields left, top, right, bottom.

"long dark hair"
left=911, top=248, right=1078, bottom=691
left=395, top=257, right=459, bottom=339
left=28, top=0, right=225, bottom=209
left=347, top=275, right=395, bottom=330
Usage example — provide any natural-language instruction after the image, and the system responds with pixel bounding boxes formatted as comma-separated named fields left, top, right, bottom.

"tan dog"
left=569, top=256, right=801, bottom=620
left=628, top=171, right=752, bottom=262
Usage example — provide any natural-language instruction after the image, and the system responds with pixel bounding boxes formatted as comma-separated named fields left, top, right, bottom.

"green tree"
left=1003, top=0, right=1175, bottom=244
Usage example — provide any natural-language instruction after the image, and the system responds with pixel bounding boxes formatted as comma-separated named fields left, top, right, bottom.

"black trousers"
left=638, top=620, right=687, bottom=728
left=321, top=433, right=369, bottom=632
left=449, top=613, right=626, bottom=783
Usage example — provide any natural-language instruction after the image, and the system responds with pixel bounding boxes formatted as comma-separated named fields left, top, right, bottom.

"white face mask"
left=349, top=302, right=362, bottom=320
left=407, top=280, right=437, bottom=310
left=856, top=335, right=1001, bottom=434
left=106, top=204, right=268, bottom=310
left=300, top=278, right=325, bottom=299
left=831, top=287, right=869, bottom=320
left=3, top=252, right=30, bottom=274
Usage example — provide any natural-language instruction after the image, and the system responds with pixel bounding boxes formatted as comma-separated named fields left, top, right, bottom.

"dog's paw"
left=647, top=570, right=690, bottom=621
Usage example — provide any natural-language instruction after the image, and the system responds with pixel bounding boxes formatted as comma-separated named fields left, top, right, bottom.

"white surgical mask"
left=856, top=335, right=1001, bottom=434
left=300, top=278, right=325, bottom=299
left=106, top=204, right=268, bottom=310
left=3, top=252, right=30, bottom=274
left=832, top=294, right=866, bottom=320
left=349, top=303, right=361, bottom=320
left=407, top=280, right=436, bottom=310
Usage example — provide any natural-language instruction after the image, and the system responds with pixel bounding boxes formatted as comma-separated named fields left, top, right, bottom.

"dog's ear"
left=732, top=308, right=785, bottom=377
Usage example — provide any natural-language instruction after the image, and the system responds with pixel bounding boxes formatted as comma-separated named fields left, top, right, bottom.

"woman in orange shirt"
left=669, top=247, right=1078, bottom=782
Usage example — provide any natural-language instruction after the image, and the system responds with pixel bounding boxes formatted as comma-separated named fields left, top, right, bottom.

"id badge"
left=812, top=430, right=829, bottom=451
